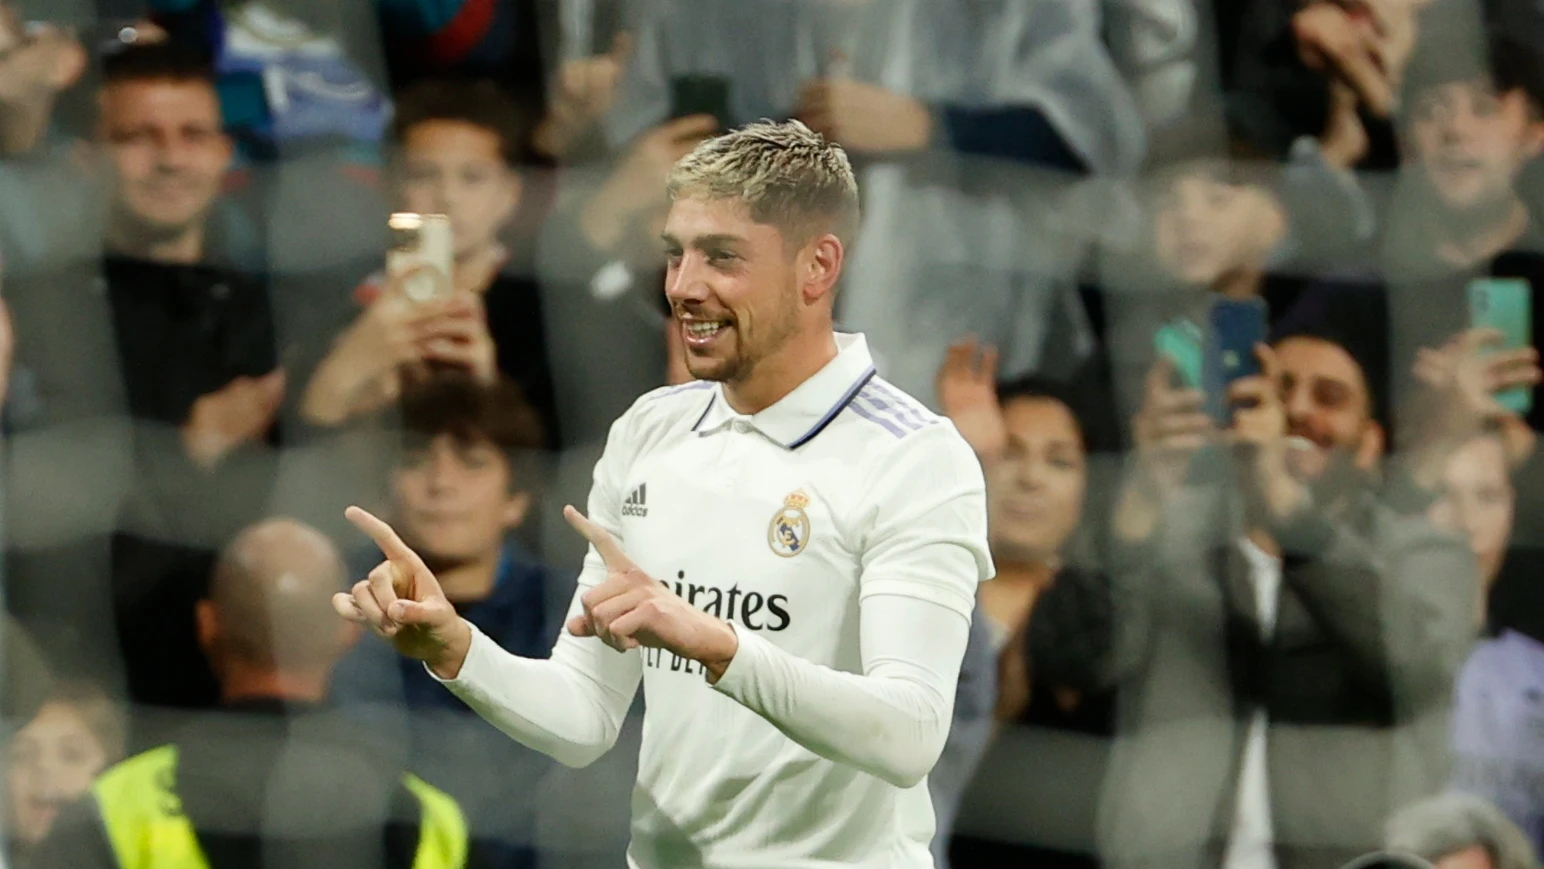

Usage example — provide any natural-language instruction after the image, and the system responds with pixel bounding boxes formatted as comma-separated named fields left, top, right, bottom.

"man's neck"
left=220, top=666, right=330, bottom=705
left=1431, top=197, right=1531, bottom=269
left=724, top=327, right=840, bottom=415
left=105, top=217, right=206, bottom=265
left=433, top=549, right=502, bottom=604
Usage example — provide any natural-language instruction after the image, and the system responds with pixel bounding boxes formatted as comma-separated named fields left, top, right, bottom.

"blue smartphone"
left=1206, top=297, right=1268, bottom=421
left=1153, top=319, right=1204, bottom=389
left=1468, top=277, right=1534, bottom=414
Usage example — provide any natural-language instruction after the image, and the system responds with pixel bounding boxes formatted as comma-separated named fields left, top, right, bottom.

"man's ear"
left=800, top=233, right=844, bottom=304
left=496, top=170, right=524, bottom=231
left=1523, top=114, right=1544, bottom=161
left=502, top=490, right=532, bottom=531
left=1356, top=420, right=1386, bottom=473
left=195, top=600, right=219, bottom=658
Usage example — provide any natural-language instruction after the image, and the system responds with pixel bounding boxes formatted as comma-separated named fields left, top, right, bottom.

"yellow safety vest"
left=92, top=744, right=469, bottom=869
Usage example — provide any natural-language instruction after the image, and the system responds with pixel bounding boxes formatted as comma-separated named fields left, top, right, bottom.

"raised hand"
left=1226, top=344, right=1308, bottom=518
left=936, top=337, right=1007, bottom=460
left=1409, top=328, right=1540, bottom=469
left=333, top=506, right=471, bottom=678
left=564, top=506, right=739, bottom=680
left=1132, top=357, right=1216, bottom=490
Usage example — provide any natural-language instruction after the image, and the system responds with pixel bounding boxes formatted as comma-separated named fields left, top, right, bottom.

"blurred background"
left=0, top=0, right=1540, bottom=868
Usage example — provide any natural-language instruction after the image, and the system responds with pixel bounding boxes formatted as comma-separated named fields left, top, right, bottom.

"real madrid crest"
left=768, top=489, right=812, bottom=558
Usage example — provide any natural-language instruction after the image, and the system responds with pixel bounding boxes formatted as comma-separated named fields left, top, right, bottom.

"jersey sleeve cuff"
left=425, top=620, right=492, bottom=689
left=710, top=623, right=774, bottom=699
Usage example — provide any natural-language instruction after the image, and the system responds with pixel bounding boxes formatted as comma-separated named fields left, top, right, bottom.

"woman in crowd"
left=936, top=338, right=1117, bottom=869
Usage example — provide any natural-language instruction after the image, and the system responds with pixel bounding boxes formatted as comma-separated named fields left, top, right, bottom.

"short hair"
left=398, top=371, right=545, bottom=492
left=391, top=79, right=533, bottom=167
left=1385, top=793, right=1540, bottom=869
left=40, top=680, right=126, bottom=767
left=667, top=119, right=861, bottom=248
left=100, top=41, right=215, bottom=90
left=1403, top=4, right=1544, bottom=114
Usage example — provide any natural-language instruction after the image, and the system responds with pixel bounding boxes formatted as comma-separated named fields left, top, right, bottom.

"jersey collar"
left=692, top=332, right=878, bottom=449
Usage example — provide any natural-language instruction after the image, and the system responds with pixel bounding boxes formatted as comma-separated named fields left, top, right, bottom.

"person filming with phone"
left=1094, top=286, right=1480, bottom=869
left=297, top=80, right=558, bottom=447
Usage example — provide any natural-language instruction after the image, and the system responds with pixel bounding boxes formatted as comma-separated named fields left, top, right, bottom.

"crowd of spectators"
left=0, top=0, right=1541, bottom=868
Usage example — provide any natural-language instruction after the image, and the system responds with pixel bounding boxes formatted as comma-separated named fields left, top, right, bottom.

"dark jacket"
left=4, top=241, right=279, bottom=705
left=1093, top=472, right=1476, bottom=869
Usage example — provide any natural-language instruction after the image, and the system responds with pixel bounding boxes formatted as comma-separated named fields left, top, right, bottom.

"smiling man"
left=334, top=119, right=995, bottom=869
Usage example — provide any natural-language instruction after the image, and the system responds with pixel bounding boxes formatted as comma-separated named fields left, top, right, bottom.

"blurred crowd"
left=0, top=0, right=1540, bottom=868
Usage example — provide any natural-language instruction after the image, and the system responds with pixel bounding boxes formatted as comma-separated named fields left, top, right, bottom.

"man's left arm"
left=711, top=427, right=991, bottom=788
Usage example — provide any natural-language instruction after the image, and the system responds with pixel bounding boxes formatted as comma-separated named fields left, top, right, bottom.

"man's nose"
left=665, top=257, right=710, bottom=303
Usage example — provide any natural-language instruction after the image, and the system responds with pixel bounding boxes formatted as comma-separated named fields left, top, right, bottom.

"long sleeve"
left=712, top=593, right=969, bottom=790
left=431, top=402, right=644, bottom=768
left=434, top=614, right=642, bottom=769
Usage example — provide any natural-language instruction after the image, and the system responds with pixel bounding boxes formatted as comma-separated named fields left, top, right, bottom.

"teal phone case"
left=1468, top=277, right=1534, bottom=414
left=1154, top=319, right=1204, bottom=389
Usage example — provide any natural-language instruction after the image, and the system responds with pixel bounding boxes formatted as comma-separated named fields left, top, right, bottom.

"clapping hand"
left=563, top=506, right=739, bottom=681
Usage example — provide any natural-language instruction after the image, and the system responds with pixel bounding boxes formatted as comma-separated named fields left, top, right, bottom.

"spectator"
left=0, top=0, right=86, bottom=157
left=1096, top=317, right=1477, bottom=868
left=333, top=371, right=562, bottom=869
left=1428, top=428, right=1515, bottom=625
left=1381, top=16, right=1544, bottom=442
left=296, top=79, right=559, bottom=449
left=4, top=41, right=281, bottom=708
left=936, top=338, right=1116, bottom=869
left=1432, top=427, right=1544, bottom=855
left=1386, top=793, right=1540, bottom=869
left=3, top=682, right=124, bottom=868
left=32, top=517, right=473, bottom=869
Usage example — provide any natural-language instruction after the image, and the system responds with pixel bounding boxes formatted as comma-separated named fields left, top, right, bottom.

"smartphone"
left=1205, top=297, right=1269, bottom=421
left=1154, top=319, right=1205, bottom=390
left=1468, top=276, right=1534, bottom=414
left=387, top=213, right=454, bottom=303
left=670, top=74, right=732, bottom=129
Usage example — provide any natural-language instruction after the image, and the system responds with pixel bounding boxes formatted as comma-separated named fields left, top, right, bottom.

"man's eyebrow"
left=659, top=232, right=747, bottom=249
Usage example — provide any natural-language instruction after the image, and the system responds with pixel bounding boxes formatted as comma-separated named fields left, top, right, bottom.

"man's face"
left=1409, top=80, right=1544, bottom=215
left=1428, top=435, right=1514, bottom=588
left=392, top=434, right=528, bottom=568
left=987, top=397, right=1087, bottom=565
left=1152, top=169, right=1283, bottom=288
left=99, top=78, right=231, bottom=236
left=397, top=120, right=521, bottom=262
left=1275, top=336, right=1381, bottom=481
left=3, top=702, right=109, bottom=847
left=661, top=196, right=807, bottom=384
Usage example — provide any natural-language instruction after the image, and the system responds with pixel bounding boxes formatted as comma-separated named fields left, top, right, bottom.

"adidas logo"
left=622, top=484, right=649, bottom=517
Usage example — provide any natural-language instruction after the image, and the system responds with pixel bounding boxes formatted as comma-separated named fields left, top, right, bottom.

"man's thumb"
left=390, top=599, right=439, bottom=626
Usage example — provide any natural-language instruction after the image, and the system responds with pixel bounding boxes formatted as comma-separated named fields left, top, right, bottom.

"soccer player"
left=335, top=119, right=994, bottom=868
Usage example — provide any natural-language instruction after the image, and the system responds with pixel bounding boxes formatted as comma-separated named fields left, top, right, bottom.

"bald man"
left=34, top=518, right=476, bottom=869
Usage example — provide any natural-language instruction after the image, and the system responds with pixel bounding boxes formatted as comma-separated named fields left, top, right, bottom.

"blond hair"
left=667, top=119, right=861, bottom=248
